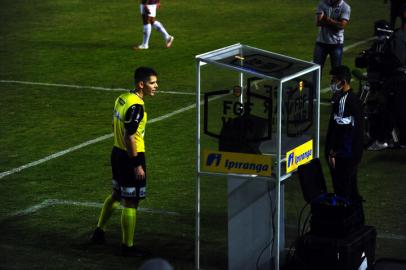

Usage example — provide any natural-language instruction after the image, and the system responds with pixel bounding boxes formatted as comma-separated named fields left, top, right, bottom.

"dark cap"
left=329, top=65, right=352, bottom=83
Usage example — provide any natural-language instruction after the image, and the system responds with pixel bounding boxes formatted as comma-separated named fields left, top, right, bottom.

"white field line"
left=0, top=134, right=113, bottom=179
left=0, top=95, right=222, bottom=179
left=0, top=38, right=373, bottom=179
left=3, top=200, right=406, bottom=241
left=0, top=38, right=375, bottom=96
left=320, top=37, right=376, bottom=94
left=0, top=101, right=204, bottom=179
left=342, top=37, right=376, bottom=53
left=320, top=101, right=330, bottom=106
left=0, top=199, right=178, bottom=223
left=0, top=79, right=196, bottom=95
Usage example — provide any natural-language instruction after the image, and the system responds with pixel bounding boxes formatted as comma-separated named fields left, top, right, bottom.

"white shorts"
left=140, top=4, right=157, bottom=17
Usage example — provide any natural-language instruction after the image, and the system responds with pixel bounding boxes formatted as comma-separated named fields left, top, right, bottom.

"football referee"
left=91, top=67, right=158, bottom=257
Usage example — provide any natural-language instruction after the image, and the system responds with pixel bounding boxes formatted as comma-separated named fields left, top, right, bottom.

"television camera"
left=353, top=20, right=398, bottom=148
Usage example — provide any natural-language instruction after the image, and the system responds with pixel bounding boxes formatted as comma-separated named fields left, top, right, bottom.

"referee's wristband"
left=130, top=155, right=142, bottom=167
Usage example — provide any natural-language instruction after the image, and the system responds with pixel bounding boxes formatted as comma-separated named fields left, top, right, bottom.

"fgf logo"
left=202, top=150, right=272, bottom=176
left=286, top=140, right=313, bottom=173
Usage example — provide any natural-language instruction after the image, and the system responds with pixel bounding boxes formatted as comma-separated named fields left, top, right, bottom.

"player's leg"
left=135, top=5, right=153, bottom=49
left=329, top=44, right=343, bottom=69
left=140, top=15, right=152, bottom=49
left=120, top=199, right=138, bottom=250
left=313, top=42, right=329, bottom=71
left=119, top=152, right=148, bottom=257
left=96, top=192, right=120, bottom=230
left=90, top=148, right=122, bottom=243
left=90, top=192, right=120, bottom=243
left=151, top=17, right=174, bottom=48
left=120, top=199, right=150, bottom=257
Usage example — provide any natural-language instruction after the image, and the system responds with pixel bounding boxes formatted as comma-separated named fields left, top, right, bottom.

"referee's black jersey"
left=325, top=89, right=364, bottom=164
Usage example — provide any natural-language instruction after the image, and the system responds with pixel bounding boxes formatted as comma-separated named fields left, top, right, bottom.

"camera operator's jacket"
left=385, top=28, right=406, bottom=72
left=325, top=89, right=364, bottom=165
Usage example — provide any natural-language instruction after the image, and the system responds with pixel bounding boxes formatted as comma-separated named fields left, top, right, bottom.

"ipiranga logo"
left=202, top=150, right=272, bottom=176
left=286, top=140, right=313, bottom=173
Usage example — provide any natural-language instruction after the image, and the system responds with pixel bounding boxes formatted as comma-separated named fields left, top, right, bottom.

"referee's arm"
left=123, top=104, right=145, bottom=180
left=123, top=104, right=144, bottom=158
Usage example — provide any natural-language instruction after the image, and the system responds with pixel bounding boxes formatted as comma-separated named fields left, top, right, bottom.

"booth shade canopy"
left=196, top=43, right=317, bottom=80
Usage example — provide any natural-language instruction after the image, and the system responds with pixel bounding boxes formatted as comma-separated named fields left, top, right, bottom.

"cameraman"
left=359, top=21, right=395, bottom=150
left=383, top=7, right=406, bottom=147
left=384, top=0, right=406, bottom=29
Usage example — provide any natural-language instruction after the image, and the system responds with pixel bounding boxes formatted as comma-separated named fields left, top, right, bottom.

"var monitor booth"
left=195, top=44, right=321, bottom=270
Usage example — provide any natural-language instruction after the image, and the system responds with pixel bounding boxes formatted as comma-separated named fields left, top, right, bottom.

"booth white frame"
left=195, top=44, right=321, bottom=270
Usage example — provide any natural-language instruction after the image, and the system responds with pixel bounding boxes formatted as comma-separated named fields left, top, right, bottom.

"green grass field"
left=1, top=0, right=405, bottom=269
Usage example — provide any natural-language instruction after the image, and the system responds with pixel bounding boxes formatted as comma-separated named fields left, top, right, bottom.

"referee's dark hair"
left=134, top=67, right=158, bottom=84
left=329, top=65, right=352, bottom=84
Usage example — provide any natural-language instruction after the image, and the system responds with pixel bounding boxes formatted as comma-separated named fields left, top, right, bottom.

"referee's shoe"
left=90, top=227, right=105, bottom=244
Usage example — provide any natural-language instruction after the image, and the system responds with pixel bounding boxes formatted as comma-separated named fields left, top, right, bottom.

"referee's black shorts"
left=111, top=146, right=146, bottom=201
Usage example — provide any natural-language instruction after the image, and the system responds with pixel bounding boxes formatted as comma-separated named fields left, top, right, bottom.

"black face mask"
left=330, top=81, right=344, bottom=93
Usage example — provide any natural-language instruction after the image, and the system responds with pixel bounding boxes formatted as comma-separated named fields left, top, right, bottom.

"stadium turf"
left=0, top=0, right=405, bottom=269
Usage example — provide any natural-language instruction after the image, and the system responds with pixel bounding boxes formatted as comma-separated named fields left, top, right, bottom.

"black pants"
left=385, top=74, right=406, bottom=145
left=329, top=157, right=361, bottom=202
left=368, top=84, right=394, bottom=143
left=111, top=147, right=147, bottom=200
left=390, top=0, right=406, bottom=29
left=329, top=157, right=365, bottom=223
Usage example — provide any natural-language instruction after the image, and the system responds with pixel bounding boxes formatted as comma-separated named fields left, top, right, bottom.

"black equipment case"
left=297, top=158, right=365, bottom=238
left=310, top=193, right=365, bottom=238
left=297, top=226, right=377, bottom=270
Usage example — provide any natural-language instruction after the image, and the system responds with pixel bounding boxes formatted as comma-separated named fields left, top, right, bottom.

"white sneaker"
left=367, top=141, right=388, bottom=151
left=133, top=44, right=149, bottom=50
left=165, top=36, right=174, bottom=48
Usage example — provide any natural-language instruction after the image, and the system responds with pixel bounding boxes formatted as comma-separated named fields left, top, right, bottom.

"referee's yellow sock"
left=121, top=207, right=137, bottom=247
left=97, top=195, right=120, bottom=231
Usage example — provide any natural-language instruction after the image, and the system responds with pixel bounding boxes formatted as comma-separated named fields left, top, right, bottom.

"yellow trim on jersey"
left=112, top=92, right=147, bottom=153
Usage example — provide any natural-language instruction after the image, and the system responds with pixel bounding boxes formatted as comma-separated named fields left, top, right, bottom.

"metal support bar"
left=195, top=60, right=201, bottom=270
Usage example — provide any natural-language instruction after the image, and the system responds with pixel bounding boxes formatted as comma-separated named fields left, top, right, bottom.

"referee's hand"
left=328, top=156, right=335, bottom=169
left=134, top=166, right=145, bottom=180
left=328, top=150, right=336, bottom=168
